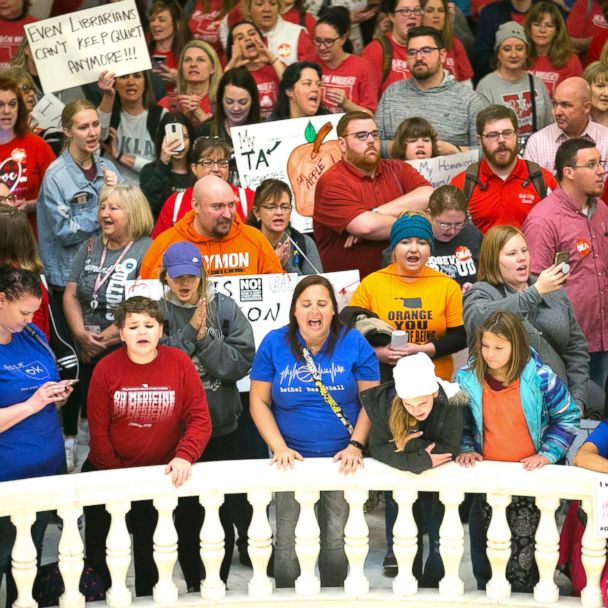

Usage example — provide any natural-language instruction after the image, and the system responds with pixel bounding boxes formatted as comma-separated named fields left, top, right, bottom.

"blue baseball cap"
left=162, top=242, right=203, bottom=278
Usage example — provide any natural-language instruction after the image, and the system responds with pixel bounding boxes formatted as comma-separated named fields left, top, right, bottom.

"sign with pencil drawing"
left=232, top=114, right=343, bottom=232
left=24, top=0, right=151, bottom=94
left=406, top=149, right=481, bottom=188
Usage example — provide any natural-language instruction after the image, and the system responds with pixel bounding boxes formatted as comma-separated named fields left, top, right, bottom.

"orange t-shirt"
left=482, top=379, right=536, bottom=462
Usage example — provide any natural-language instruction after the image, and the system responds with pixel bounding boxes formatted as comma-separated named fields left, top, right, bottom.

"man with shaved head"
left=139, top=175, right=283, bottom=278
left=524, top=77, right=608, bottom=174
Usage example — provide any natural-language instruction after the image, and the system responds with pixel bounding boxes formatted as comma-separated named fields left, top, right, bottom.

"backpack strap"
left=146, top=105, right=163, bottom=143
left=172, top=191, right=185, bottom=224
left=522, top=160, right=548, bottom=199
left=462, top=161, right=487, bottom=201
left=109, top=104, right=121, bottom=132
left=376, top=34, right=393, bottom=85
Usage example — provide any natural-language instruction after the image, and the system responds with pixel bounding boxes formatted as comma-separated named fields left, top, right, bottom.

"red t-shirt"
left=362, top=33, right=411, bottom=96
left=0, top=14, right=37, bottom=69
left=567, top=0, right=608, bottom=39
left=313, top=159, right=431, bottom=278
left=250, top=64, right=280, bottom=119
left=0, top=132, right=56, bottom=236
left=282, top=7, right=316, bottom=37
left=34, top=281, right=50, bottom=342
left=189, top=0, right=225, bottom=58
left=528, top=54, right=583, bottom=98
left=450, top=157, right=557, bottom=234
left=151, top=184, right=255, bottom=239
left=586, top=29, right=608, bottom=64
left=88, top=346, right=211, bottom=470
left=320, top=54, right=379, bottom=113
left=444, top=37, right=474, bottom=82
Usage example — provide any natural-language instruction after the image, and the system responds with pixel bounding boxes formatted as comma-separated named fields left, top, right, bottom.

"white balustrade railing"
left=0, top=458, right=605, bottom=608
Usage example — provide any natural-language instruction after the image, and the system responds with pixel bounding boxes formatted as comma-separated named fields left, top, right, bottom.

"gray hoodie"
left=159, top=283, right=255, bottom=437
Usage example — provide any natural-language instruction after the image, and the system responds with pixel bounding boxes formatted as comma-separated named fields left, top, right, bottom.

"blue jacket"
left=37, top=150, right=121, bottom=287
left=456, top=351, right=580, bottom=464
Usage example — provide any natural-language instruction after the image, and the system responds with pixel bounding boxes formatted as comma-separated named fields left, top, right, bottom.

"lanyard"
left=90, top=241, right=134, bottom=310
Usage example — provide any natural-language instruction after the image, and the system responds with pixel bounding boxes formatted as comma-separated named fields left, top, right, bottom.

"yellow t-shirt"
left=349, top=263, right=463, bottom=380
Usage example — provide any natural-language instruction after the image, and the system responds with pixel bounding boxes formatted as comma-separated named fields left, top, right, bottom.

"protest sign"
left=24, top=0, right=151, bottom=94
left=593, top=478, right=608, bottom=537
left=232, top=114, right=343, bottom=232
left=30, top=93, right=64, bottom=130
left=406, top=149, right=481, bottom=188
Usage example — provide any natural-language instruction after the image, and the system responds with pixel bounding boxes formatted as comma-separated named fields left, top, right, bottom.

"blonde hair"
left=177, top=40, right=223, bottom=104
left=477, top=225, right=526, bottom=286
left=388, top=395, right=423, bottom=450
left=61, top=98, right=97, bottom=131
left=243, top=0, right=285, bottom=23
left=98, top=185, right=154, bottom=240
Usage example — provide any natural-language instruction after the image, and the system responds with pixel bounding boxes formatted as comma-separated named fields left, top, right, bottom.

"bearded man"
left=451, top=105, right=557, bottom=234
left=312, top=111, right=432, bottom=277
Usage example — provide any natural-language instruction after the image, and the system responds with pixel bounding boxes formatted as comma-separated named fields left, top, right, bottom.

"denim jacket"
left=456, top=351, right=580, bottom=464
left=37, top=150, right=121, bottom=287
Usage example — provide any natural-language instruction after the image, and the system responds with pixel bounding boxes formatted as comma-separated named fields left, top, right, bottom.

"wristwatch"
left=349, top=439, right=366, bottom=451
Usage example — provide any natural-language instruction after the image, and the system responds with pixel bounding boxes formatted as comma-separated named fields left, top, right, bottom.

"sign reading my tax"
left=24, top=0, right=151, bottom=94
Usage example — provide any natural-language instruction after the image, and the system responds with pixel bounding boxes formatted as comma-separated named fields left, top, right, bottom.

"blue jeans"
left=274, top=490, right=348, bottom=588
left=385, top=491, right=444, bottom=587
left=0, top=511, right=50, bottom=608
left=590, top=352, right=608, bottom=394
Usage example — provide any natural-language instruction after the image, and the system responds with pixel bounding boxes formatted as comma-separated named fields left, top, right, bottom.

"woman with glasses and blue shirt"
left=246, top=178, right=323, bottom=274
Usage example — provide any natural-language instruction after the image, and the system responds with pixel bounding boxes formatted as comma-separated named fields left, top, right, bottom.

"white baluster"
left=581, top=497, right=606, bottom=608
left=438, top=490, right=464, bottom=597
left=534, top=495, right=560, bottom=603
left=392, top=489, right=418, bottom=596
left=485, top=493, right=512, bottom=601
left=105, top=501, right=132, bottom=608
left=11, top=510, right=37, bottom=608
left=200, top=491, right=225, bottom=600
left=57, top=506, right=84, bottom=608
left=246, top=490, right=273, bottom=598
left=152, top=496, right=178, bottom=604
left=344, top=489, right=369, bottom=596
left=294, top=489, right=320, bottom=596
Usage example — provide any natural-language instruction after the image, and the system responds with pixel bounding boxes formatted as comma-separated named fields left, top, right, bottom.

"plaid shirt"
left=523, top=120, right=608, bottom=174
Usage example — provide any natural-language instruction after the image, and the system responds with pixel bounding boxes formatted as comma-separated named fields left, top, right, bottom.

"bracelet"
left=455, top=145, right=462, bottom=152
left=371, top=207, right=379, bottom=213
left=349, top=439, right=366, bottom=451
left=271, top=57, right=278, bottom=64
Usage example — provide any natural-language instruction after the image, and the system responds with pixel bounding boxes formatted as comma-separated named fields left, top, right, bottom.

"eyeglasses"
left=195, top=159, right=230, bottom=168
left=531, top=21, right=556, bottom=30
left=259, top=204, right=292, bottom=212
left=313, top=36, right=341, bottom=48
left=0, top=100, right=18, bottom=111
left=406, top=46, right=440, bottom=58
left=569, top=159, right=607, bottom=171
left=342, top=129, right=382, bottom=141
left=0, top=195, right=16, bottom=205
left=393, top=7, right=423, bottom=16
left=19, top=85, right=33, bottom=93
left=437, top=221, right=465, bottom=230
left=481, top=129, right=516, bottom=141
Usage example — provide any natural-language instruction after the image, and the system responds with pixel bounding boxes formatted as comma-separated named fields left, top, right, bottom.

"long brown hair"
left=472, top=310, right=530, bottom=386
left=0, top=206, right=43, bottom=273
left=524, top=2, right=573, bottom=69
left=0, top=76, right=28, bottom=138
left=388, top=394, right=423, bottom=451
left=421, top=0, right=454, bottom=51
left=286, top=275, right=341, bottom=359
left=148, top=0, right=192, bottom=59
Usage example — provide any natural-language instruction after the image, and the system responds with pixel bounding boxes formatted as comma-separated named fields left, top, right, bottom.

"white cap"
left=393, top=353, right=439, bottom=399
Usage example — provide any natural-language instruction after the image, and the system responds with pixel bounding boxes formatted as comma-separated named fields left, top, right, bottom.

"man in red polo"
left=313, top=111, right=432, bottom=278
left=451, top=105, right=557, bottom=234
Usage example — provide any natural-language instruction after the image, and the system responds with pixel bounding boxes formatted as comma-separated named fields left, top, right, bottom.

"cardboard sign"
left=232, top=114, right=344, bottom=232
left=406, top=149, right=481, bottom=188
left=30, top=93, right=64, bottom=130
left=593, top=478, right=608, bottom=537
left=24, top=0, right=151, bottom=94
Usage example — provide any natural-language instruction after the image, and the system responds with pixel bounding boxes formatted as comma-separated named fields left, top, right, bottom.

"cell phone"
left=151, top=54, right=167, bottom=67
left=555, top=250, right=569, bottom=266
left=167, top=94, right=179, bottom=112
left=390, top=330, right=409, bottom=349
left=165, top=122, right=185, bottom=153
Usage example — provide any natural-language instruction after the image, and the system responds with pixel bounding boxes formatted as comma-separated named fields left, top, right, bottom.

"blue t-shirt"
left=587, top=421, right=608, bottom=458
left=251, top=326, right=379, bottom=457
left=0, top=325, right=64, bottom=482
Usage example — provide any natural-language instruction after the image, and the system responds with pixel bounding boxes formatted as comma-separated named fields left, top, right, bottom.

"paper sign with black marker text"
left=406, top=149, right=481, bottom=188
left=24, top=0, right=151, bottom=93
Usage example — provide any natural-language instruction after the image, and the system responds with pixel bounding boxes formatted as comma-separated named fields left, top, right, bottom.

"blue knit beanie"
left=389, top=214, right=434, bottom=253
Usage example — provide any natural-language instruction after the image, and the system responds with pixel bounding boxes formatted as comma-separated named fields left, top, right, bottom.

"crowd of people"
left=2, top=0, right=608, bottom=602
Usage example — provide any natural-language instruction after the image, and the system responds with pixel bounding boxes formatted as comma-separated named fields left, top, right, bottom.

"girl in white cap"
left=360, top=351, right=464, bottom=586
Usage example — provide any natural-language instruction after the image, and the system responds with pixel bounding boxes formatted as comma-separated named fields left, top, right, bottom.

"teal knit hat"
left=389, top=214, right=434, bottom=253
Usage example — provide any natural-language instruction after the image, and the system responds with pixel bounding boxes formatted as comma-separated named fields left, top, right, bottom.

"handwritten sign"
left=30, top=93, right=64, bottom=130
left=406, top=149, right=481, bottom=188
left=593, top=478, right=608, bottom=537
left=24, top=0, right=151, bottom=94
left=232, top=114, right=343, bottom=232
